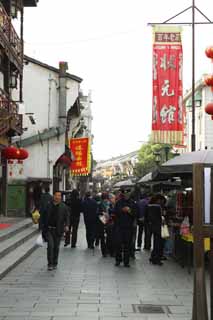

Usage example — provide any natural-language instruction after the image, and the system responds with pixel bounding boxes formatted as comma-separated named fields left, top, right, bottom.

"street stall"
left=113, top=179, right=135, bottom=190
left=151, top=150, right=213, bottom=272
left=137, top=171, right=181, bottom=194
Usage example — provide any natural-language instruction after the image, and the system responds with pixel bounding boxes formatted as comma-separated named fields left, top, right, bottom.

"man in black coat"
left=114, top=189, right=136, bottom=267
left=39, top=187, right=53, bottom=230
left=64, top=189, right=82, bottom=248
left=41, top=191, right=69, bottom=270
left=82, top=192, right=98, bottom=249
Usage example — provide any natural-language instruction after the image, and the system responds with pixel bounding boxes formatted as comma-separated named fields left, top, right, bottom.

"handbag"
left=161, top=224, right=170, bottom=239
left=32, top=209, right=40, bottom=224
left=35, top=234, right=44, bottom=247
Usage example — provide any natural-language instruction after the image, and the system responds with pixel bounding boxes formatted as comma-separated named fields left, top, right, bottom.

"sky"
left=23, top=0, right=213, bottom=160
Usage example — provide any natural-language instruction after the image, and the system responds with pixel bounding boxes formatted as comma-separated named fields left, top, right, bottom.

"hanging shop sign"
left=70, top=137, right=91, bottom=176
left=152, top=26, right=184, bottom=145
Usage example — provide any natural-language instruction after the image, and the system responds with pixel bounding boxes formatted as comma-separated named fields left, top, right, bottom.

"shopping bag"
left=99, top=214, right=108, bottom=225
left=180, top=216, right=190, bottom=236
left=32, top=209, right=40, bottom=224
left=161, top=224, right=170, bottom=239
left=35, top=234, right=44, bottom=247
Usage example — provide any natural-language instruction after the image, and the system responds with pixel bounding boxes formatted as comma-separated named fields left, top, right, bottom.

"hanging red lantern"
left=204, top=75, right=213, bottom=87
left=16, top=148, right=29, bottom=160
left=2, top=146, right=29, bottom=160
left=205, top=103, right=213, bottom=120
left=2, top=146, right=18, bottom=159
left=205, top=46, right=213, bottom=59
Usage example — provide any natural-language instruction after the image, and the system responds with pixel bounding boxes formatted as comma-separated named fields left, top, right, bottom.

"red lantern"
left=2, top=146, right=18, bottom=159
left=2, top=146, right=29, bottom=160
left=205, top=46, right=213, bottom=59
left=204, top=75, right=213, bottom=87
left=16, top=148, right=29, bottom=160
left=205, top=103, right=213, bottom=120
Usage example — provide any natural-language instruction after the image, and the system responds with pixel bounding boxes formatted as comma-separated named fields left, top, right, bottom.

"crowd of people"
left=39, top=188, right=171, bottom=271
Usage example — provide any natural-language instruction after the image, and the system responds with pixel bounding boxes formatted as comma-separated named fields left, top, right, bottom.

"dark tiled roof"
left=24, top=0, right=39, bottom=7
left=24, top=55, right=83, bottom=83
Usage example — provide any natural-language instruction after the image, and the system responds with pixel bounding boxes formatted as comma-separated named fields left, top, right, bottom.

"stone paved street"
left=0, top=222, right=194, bottom=320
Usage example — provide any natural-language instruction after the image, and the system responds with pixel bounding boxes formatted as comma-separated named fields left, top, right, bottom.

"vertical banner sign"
left=152, top=26, right=184, bottom=144
left=70, top=137, right=91, bottom=176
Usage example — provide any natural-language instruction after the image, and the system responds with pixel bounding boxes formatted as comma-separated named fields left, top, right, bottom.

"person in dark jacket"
left=147, top=194, right=164, bottom=266
left=113, top=189, right=136, bottom=267
left=64, top=189, right=82, bottom=248
left=39, top=187, right=53, bottom=231
left=97, top=192, right=110, bottom=257
left=82, top=191, right=98, bottom=249
left=41, top=191, right=69, bottom=270
left=136, top=194, right=150, bottom=250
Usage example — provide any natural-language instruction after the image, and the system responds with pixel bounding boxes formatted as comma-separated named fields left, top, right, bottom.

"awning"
left=138, top=172, right=153, bottom=183
left=113, top=179, right=135, bottom=188
left=152, top=150, right=213, bottom=181
left=56, top=145, right=75, bottom=167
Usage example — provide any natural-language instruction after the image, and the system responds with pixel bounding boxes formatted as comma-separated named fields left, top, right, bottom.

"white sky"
left=23, top=0, right=213, bottom=160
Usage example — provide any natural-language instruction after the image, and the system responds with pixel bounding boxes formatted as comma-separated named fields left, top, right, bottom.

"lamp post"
left=153, top=150, right=161, bottom=166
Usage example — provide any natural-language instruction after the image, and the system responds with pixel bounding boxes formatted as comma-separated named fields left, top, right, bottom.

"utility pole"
left=148, top=2, right=213, bottom=319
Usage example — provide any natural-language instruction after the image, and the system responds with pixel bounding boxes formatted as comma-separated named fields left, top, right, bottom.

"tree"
left=134, top=140, right=173, bottom=178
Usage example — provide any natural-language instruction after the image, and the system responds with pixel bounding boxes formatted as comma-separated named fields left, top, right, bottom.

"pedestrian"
left=135, top=193, right=150, bottom=251
left=82, top=191, right=98, bottom=249
left=41, top=191, right=69, bottom=271
left=64, top=189, right=82, bottom=248
left=113, top=189, right=136, bottom=267
left=148, top=194, right=165, bottom=266
left=94, top=193, right=102, bottom=247
left=97, top=192, right=110, bottom=257
left=39, top=186, right=53, bottom=230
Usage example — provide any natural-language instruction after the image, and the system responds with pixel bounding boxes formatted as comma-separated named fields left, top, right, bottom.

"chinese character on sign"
left=76, top=161, right=82, bottom=167
left=179, top=53, right=183, bottom=81
left=161, top=80, right=175, bottom=97
left=75, top=146, right=82, bottom=151
left=152, top=96, right=157, bottom=123
left=178, top=96, right=183, bottom=124
left=160, top=54, right=176, bottom=71
left=160, top=105, right=176, bottom=124
left=75, top=150, right=83, bottom=156
left=153, top=53, right=158, bottom=80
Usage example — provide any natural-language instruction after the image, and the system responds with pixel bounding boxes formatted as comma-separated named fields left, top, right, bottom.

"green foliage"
left=135, top=141, right=173, bottom=178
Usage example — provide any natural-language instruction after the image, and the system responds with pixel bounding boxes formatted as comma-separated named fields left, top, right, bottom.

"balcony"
left=0, top=3, right=23, bottom=73
left=0, top=89, right=23, bottom=136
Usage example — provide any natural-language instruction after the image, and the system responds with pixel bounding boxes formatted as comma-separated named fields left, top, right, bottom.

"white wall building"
left=184, top=76, right=213, bottom=152
left=11, top=56, right=82, bottom=213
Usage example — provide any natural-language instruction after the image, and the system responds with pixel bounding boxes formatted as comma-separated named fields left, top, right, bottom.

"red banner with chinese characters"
left=152, top=26, right=184, bottom=145
left=70, top=137, right=91, bottom=176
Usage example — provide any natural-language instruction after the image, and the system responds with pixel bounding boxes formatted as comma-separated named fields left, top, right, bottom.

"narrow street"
left=0, top=222, right=193, bottom=320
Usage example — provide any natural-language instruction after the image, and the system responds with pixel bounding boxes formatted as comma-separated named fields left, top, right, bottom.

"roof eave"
left=24, top=0, right=39, bottom=7
left=24, top=55, right=83, bottom=83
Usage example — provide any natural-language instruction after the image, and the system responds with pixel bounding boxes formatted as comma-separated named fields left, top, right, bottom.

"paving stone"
left=0, top=223, right=198, bottom=319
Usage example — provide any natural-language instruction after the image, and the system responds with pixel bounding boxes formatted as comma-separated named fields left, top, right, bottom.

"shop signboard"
left=152, top=26, right=184, bottom=145
left=70, top=137, right=91, bottom=176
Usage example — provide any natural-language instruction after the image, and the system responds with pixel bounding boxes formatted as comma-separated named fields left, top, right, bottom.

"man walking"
left=82, top=192, right=98, bottom=249
left=114, top=189, right=136, bottom=267
left=39, top=187, right=53, bottom=230
left=41, top=191, right=69, bottom=270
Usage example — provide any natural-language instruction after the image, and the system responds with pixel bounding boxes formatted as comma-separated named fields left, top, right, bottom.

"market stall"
left=151, top=150, right=213, bottom=272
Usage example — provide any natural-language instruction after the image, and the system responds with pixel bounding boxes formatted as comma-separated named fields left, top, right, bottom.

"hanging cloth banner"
left=70, top=137, right=91, bottom=176
left=152, top=26, right=184, bottom=145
